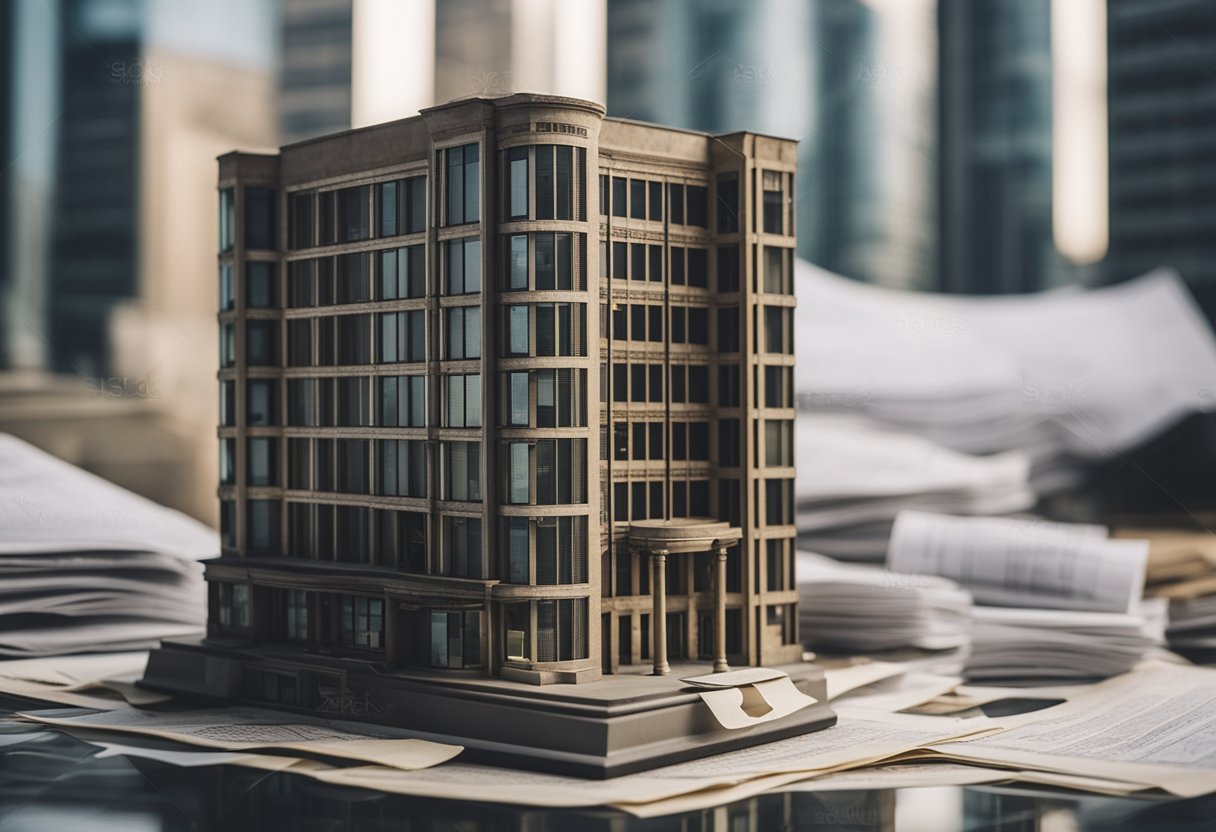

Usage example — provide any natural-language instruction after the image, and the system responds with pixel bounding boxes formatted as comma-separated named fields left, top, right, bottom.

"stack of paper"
left=0, top=434, right=214, bottom=655
left=887, top=511, right=1163, bottom=680
left=1123, top=529, right=1216, bottom=653
left=795, top=261, right=1216, bottom=494
left=796, top=551, right=972, bottom=651
left=796, top=414, right=1034, bottom=561
left=966, top=602, right=1169, bottom=681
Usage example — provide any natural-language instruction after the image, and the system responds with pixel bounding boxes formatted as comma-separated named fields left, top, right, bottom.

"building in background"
left=1106, top=0, right=1216, bottom=323
left=0, top=0, right=277, bottom=524
left=607, top=0, right=936, bottom=290
left=279, top=0, right=353, bottom=144
left=937, top=0, right=1065, bottom=294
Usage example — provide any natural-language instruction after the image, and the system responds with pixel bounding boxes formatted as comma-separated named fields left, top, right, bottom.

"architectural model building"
left=144, top=93, right=832, bottom=776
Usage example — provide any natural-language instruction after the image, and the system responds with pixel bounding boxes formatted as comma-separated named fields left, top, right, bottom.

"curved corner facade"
left=205, top=93, right=797, bottom=704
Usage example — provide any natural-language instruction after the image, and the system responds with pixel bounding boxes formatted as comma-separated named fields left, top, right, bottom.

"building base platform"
left=141, top=639, right=836, bottom=779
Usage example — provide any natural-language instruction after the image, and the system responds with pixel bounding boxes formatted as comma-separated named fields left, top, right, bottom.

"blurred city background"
left=1, top=0, right=1214, bottom=528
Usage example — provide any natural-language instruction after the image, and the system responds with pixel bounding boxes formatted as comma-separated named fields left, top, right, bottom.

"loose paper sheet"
left=822, top=661, right=909, bottom=700
left=19, top=706, right=462, bottom=772
left=289, top=712, right=1001, bottom=809
left=928, top=661, right=1216, bottom=797
left=698, top=676, right=817, bottom=729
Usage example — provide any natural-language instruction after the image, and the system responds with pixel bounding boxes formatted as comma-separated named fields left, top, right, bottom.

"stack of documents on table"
left=796, top=413, right=1034, bottom=561
left=19, top=661, right=1216, bottom=811
left=1121, top=529, right=1216, bottom=653
left=796, top=551, right=972, bottom=652
left=795, top=261, right=1216, bottom=494
left=888, top=511, right=1160, bottom=681
left=0, top=434, right=213, bottom=656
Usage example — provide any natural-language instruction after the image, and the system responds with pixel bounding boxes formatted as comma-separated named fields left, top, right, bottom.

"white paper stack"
left=0, top=434, right=214, bottom=656
left=796, top=414, right=1034, bottom=561
left=966, top=601, right=1169, bottom=682
left=796, top=551, right=972, bottom=652
left=886, top=511, right=1163, bottom=680
left=795, top=261, right=1216, bottom=494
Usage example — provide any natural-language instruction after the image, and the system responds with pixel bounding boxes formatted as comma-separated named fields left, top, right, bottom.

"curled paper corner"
left=698, top=674, right=819, bottom=730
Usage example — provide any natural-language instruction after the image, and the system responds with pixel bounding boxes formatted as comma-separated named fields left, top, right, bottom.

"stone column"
left=652, top=550, right=669, bottom=676
left=713, top=545, right=730, bottom=673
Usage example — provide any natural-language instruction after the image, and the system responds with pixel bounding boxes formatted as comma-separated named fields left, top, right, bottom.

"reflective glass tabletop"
left=2, top=695, right=1214, bottom=832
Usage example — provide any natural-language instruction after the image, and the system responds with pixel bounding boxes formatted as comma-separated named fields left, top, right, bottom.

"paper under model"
left=141, top=93, right=834, bottom=776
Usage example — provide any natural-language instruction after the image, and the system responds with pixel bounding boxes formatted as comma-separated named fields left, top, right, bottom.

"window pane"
left=508, top=147, right=528, bottom=219
left=508, top=305, right=529, bottom=356
left=536, top=147, right=554, bottom=220
left=509, top=372, right=529, bottom=426
left=509, top=234, right=528, bottom=290
left=245, top=187, right=275, bottom=250
left=463, top=143, right=479, bottom=223
left=510, top=443, right=529, bottom=504
left=555, top=146, right=573, bottom=219
left=535, top=233, right=554, bottom=290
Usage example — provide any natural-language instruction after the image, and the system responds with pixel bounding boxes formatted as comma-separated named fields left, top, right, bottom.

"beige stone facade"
left=212, top=93, right=798, bottom=691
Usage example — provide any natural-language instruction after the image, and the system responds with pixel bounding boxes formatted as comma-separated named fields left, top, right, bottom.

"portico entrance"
left=627, top=518, right=743, bottom=676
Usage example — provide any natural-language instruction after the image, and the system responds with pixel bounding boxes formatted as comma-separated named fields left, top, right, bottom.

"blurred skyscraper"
left=606, top=0, right=936, bottom=290
left=277, top=0, right=606, bottom=143
left=279, top=0, right=353, bottom=144
left=0, top=0, right=277, bottom=522
left=937, top=0, right=1063, bottom=294
left=1106, top=0, right=1216, bottom=322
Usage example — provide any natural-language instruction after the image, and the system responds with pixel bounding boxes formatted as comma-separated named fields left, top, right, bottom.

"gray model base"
left=141, top=639, right=837, bottom=779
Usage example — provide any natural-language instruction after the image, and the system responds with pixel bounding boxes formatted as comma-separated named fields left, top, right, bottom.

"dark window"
left=317, top=190, right=335, bottom=245
left=765, top=479, right=794, bottom=525
left=612, top=303, right=627, bottom=341
left=648, top=305, right=662, bottom=341
left=535, top=146, right=554, bottom=220
left=381, top=375, right=427, bottom=427
left=445, top=307, right=480, bottom=360
left=220, top=380, right=235, bottom=426
left=648, top=244, right=662, bottom=283
left=289, top=192, right=314, bottom=249
left=688, top=366, right=709, bottom=403
left=718, top=245, right=739, bottom=292
left=718, top=306, right=739, bottom=353
left=287, top=319, right=311, bottom=367
left=630, top=179, right=646, bottom=219
left=630, top=304, right=645, bottom=342
left=445, top=143, right=480, bottom=225
left=288, top=261, right=315, bottom=307
left=611, top=241, right=627, bottom=280
left=670, top=365, right=686, bottom=403
left=247, top=262, right=276, bottom=308
left=670, top=247, right=685, bottom=285
left=247, top=379, right=277, bottom=426
left=376, top=176, right=426, bottom=236
left=687, top=248, right=708, bottom=288
left=719, top=364, right=741, bottom=407
left=247, top=502, right=279, bottom=553
left=337, top=252, right=371, bottom=304
left=612, top=363, right=627, bottom=403
left=671, top=306, right=686, bottom=342
left=445, top=237, right=481, bottom=295
left=554, top=145, right=574, bottom=220
left=336, top=376, right=371, bottom=427
left=245, top=187, right=275, bottom=250
left=611, top=177, right=626, bottom=217
left=763, top=188, right=783, bottom=234
left=719, top=419, right=740, bottom=467
left=336, top=314, right=372, bottom=365
left=716, top=176, right=739, bottom=233
left=668, top=184, right=684, bottom=224
left=648, top=181, right=663, bottom=220
left=688, top=307, right=708, bottom=345
left=337, top=185, right=371, bottom=242
left=631, top=243, right=646, bottom=281
left=336, top=439, right=370, bottom=494
left=687, top=185, right=707, bottom=227
left=379, top=439, right=427, bottom=497
left=246, top=321, right=278, bottom=366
